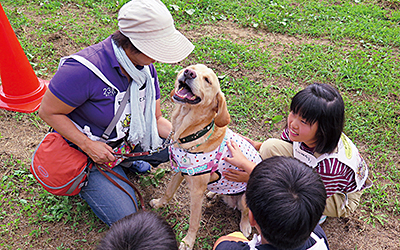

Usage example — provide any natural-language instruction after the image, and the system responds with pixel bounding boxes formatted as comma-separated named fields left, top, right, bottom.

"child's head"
left=290, top=83, right=344, bottom=154
left=246, top=156, right=327, bottom=250
left=96, top=211, right=178, bottom=250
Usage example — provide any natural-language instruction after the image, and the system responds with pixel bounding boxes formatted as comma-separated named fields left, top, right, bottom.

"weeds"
left=0, top=157, right=105, bottom=248
left=0, top=0, right=399, bottom=249
left=138, top=168, right=167, bottom=187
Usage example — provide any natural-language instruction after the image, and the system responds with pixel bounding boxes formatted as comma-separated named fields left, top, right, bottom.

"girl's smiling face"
left=287, top=111, right=319, bottom=148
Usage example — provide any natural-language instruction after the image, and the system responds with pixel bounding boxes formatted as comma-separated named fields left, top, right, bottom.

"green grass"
left=163, top=0, right=400, bottom=46
left=0, top=156, right=106, bottom=249
left=1, top=0, right=399, bottom=249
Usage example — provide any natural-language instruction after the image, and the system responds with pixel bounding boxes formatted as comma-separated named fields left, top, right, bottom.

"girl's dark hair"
left=246, top=157, right=327, bottom=250
left=290, top=83, right=344, bottom=154
left=111, top=30, right=141, bottom=54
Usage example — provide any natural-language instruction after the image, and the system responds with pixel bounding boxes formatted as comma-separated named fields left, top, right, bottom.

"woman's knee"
left=80, top=167, right=138, bottom=225
left=81, top=187, right=138, bottom=226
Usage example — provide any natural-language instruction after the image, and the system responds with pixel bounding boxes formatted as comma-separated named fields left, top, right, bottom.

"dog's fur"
left=150, top=64, right=258, bottom=250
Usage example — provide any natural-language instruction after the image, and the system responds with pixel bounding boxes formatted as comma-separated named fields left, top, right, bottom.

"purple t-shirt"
left=49, top=36, right=161, bottom=139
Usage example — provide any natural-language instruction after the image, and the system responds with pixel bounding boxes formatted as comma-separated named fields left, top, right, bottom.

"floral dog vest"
left=170, top=128, right=262, bottom=195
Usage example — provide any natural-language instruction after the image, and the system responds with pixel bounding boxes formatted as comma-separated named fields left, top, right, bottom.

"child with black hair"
left=224, top=83, right=371, bottom=220
left=214, top=156, right=329, bottom=250
left=96, top=211, right=178, bottom=250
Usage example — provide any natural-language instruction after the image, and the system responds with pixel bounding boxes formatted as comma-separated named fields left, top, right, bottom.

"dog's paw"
left=179, top=242, right=193, bottom=250
left=205, top=191, right=217, bottom=199
left=205, top=191, right=219, bottom=208
left=149, top=198, right=163, bottom=208
left=179, top=237, right=194, bottom=250
left=240, top=219, right=252, bottom=238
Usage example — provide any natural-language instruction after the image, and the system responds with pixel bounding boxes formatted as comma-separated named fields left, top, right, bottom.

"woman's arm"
left=38, top=89, right=116, bottom=164
left=155, top=99, right=172, bottom=138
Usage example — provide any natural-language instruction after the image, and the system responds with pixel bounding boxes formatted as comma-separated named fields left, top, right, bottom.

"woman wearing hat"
left=38, top=0, right=194, bottom=226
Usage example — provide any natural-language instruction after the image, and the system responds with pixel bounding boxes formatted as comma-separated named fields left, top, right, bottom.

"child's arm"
left=223, top=168, right=249, bottom=182
left=224, top=140, right=257, bottom=174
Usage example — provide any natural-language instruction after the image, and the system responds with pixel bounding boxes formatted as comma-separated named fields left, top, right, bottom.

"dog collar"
left=178, top=119, right=215, bottom=144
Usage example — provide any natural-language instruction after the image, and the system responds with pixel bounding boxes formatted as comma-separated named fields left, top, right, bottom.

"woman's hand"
left=81, top=139, right=116, bottom=164
left=39, top=89, right=116, bottom=164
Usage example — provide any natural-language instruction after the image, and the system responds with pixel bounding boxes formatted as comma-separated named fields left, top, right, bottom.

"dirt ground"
left=1, top=107, right=399, bottom=250
left=1, top=21, right=400, bottom=250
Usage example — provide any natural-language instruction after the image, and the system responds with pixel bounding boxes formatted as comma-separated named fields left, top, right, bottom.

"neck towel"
left=112, top=40, right=162, bottom=151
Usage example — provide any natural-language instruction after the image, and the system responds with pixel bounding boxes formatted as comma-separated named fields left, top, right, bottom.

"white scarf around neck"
left=112, top=40, right=162, bottom=151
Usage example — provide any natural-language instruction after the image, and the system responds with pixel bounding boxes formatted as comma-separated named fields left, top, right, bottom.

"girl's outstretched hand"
left=224, top=140, right=257, bottom=175
left=238, top=134, right=263, bottom=151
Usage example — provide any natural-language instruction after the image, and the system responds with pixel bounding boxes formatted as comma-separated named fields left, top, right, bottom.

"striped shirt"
left=281, top=128, right=358, bottom=197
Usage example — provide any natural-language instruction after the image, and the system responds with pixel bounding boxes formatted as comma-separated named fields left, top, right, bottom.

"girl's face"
left=287, top=111, right=319, bottom=148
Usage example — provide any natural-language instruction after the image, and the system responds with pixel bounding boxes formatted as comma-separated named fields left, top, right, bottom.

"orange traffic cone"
left=0, top=3, right=48, bottom=113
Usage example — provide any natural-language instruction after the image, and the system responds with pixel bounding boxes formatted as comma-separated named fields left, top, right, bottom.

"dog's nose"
left=184, top=68, right=197, bottom=79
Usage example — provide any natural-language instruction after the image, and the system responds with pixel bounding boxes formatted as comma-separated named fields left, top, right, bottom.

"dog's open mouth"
left=173, top=81, right=201, bottom=104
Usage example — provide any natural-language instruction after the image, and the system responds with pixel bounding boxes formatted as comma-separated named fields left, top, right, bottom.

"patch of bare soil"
left=1, top=106, right=399, bottom=250
left=1, top=20, right=400, bottom=250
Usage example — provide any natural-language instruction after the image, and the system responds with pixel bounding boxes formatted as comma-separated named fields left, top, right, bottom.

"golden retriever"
left=150, top=64, right=261, bottom=250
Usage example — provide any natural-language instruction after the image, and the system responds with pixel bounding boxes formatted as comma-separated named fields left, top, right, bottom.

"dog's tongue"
left=177, top=87, right=195, bottom=99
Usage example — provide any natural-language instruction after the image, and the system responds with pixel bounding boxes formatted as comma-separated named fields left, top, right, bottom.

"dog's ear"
left=170, top=89, right=175, bottom=101
left=214, top=92, right=230, bottom=127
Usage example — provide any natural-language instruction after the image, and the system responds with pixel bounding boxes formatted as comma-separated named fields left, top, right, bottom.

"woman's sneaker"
left=130, top=160, right=151, bottom=173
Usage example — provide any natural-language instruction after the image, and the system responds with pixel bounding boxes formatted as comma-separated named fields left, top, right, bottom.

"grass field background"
left=1, top=0, right=399, bottom=249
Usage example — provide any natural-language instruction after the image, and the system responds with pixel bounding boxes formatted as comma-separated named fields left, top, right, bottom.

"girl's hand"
left=223, top=169, right=249, bottom=182
left=239, top=134, right=262, bottom=151
left=224, top=140, right=257, bottom=174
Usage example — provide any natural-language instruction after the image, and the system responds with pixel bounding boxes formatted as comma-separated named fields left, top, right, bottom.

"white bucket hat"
left=118, top=0, right=194, bottom=64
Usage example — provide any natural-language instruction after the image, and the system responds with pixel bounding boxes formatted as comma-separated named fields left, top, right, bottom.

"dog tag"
left=182, top=154, right=191, bottom=165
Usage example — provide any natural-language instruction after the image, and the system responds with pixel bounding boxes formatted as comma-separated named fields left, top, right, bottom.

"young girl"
left=224, top=83, right=371, bottom=219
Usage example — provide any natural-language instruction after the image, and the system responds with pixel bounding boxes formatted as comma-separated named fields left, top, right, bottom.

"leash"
left=113, top=119, right=215, bottom=159
left=113, top=131, right=177, bottom=159
left=95, top=163, right=146, bottom=211
left=89, top=133, right=177, bottom=212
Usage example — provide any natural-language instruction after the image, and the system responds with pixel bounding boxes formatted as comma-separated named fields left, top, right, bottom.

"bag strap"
left=62, top=55, right=120, bottom=92
left=96, top=164, right=146, bottom=211
left=102, top=84, right=131, bottom=140
left=65, top=160, right=93, bottom=195
left=62, top=54, right=130, bottom=141
left=63, top=55, right=146, bottom=201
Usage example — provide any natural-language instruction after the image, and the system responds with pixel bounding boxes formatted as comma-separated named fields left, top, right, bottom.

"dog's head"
left=171, top=64, right=230, bottom=127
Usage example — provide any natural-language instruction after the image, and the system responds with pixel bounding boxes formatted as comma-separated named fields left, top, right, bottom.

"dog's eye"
left=205, top=77, right=211, bottom=85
